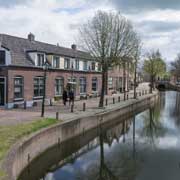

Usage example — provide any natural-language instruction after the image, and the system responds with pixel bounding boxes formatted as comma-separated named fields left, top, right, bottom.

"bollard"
left=58, top=137, right=61, bottom=146
left=105, top=99, right=108, bottom=106
left=56, top=112, right=59, bottom=120
left=50, top=99, right=53, bottom=106
left=24, top=101, right=27, bottom=109
left=83, top=127, right=85, bottom=136
left=71, top=105, right=74, bottom=113
left=83, top=102, right=86, bottom=111
left=113, top=97, right=115, bottom=104
left=27, top=153, right=30, bottom=163
left=118, top=96, right=120, bottom=102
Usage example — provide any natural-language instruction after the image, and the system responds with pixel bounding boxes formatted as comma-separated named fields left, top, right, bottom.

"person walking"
left=69, top=90, right=74, bottom=106
left=62, top=89, right=68, bottom=106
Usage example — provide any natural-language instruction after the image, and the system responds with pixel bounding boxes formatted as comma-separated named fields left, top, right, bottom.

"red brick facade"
left=1, top=66, right=102, bottom=107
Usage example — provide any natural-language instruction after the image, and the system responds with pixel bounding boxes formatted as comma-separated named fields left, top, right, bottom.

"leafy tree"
left=143, top=50, right=166, bottom=93
left=171, top=53, right=180, bottom=81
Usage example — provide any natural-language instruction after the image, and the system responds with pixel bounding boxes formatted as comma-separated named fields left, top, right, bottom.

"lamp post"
left=41, top=61, right=49, bottom=117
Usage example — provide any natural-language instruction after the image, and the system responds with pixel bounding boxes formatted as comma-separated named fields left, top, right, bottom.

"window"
left=64, top=58, right=70, bottom=69
left=55, top=77, right=64, bottom=96
left=83, top=61, right=88, bottom=71
left=37, top=54, right=45, bottom=66
left=34, top=77, right=44, bottom=97
left=0, top=50, right=5, bottom=65
left=91, top=62, right=96, bottom=71
left=68, top=77, right=77, bottom=93
left=14, top=76, right=23, bottom=99
left=79, top=77, right=86, bottom=94
left=98, top=63, right=102, bottom=71
left=108, top=77, right=113, bottom=90
left=92, top=77, right=98, bottom=91
left=53, top=56, right=60, bottom=68
left=75, top=59, right=79, bottom=70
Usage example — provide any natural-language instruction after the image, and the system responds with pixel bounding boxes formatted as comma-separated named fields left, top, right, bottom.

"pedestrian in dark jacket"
left=69, top=90, right=74, bottom=106
left=62, top=89, right=68, bottom=106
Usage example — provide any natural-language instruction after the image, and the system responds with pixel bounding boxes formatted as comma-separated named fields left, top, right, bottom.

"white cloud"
left=0, top=0, right=114, bottom=47
left=0, top=0, right=180, bottom=62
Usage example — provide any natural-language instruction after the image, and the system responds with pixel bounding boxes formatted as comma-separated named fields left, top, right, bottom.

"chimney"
left=28, top=33, right=35, bottom=41
left=71, top=44, right=77, bottom=50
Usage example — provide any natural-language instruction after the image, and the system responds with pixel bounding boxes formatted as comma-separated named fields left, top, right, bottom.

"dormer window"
left=91, top=62, right=96, bottom=71
left=53, top=56, right=60, bottom=68
left=75, top=59, right=79, bottom=70
left=64, top=58, right=70, bottom=69
left=0, top=50, right=5, bottom=65
left=37, top=54, right=45, bottom=66
left=83, top=61, right=88, bottom=71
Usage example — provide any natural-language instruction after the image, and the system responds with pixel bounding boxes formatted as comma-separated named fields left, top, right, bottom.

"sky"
left=0, top=0, right=180, bottom=63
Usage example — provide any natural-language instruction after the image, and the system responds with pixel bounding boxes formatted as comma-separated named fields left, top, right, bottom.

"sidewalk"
left=0, top=83, right=150, bottom=126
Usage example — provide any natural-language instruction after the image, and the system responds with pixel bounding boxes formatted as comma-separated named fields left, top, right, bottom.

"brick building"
left=0, top=33, right=132, bottom=108
left=0, top=33, right=103, bottom=108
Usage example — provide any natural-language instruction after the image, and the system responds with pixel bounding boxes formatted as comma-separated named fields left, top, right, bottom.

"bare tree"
left=132, top=35, right=142, bottom=99
left=79, top=11, right=139, bottom=107
left=113, top=30, right=141, bottom=100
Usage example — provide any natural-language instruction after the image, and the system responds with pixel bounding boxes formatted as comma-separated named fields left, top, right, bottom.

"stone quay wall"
left=4, top=92, right=158, bottom=180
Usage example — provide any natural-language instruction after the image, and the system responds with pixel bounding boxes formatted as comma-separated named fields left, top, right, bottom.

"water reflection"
left=99, top=130, right=117, bottom=180
left=140, top=106, right=166, bottom=147
left=19, top=91, right=180, bottom=180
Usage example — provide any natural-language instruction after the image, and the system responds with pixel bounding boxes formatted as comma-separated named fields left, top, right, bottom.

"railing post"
left=113, top=97, right=115, bottom=104
left=71, top=104, right=74, bottom=113
left=83, top=102, right=86, bottom=111
left=105, top=99, right=108, bottom=106
left=50, top=99, right=53, bottom=106
left=24, top=100, right=27, bottom=109
left=56, top=112, right=59, bottom=120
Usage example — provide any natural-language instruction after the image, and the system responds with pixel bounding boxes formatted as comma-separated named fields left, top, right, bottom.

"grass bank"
left=0, top=118, right=60, bottom=179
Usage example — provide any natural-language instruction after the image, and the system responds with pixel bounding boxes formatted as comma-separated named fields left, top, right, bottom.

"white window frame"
left=79, top=77, right=87, bottom=94
left=55, top=77, right=64, bottom=96
left=53, top=56, right=60, bottom=68
left=14, top=76, right=24, bottom=100
left=0, top=76, right=6, bottom=106
left=36, top=53, right=45, bottom=67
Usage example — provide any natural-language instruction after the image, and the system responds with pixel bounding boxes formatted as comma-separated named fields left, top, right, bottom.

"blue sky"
left=0, top=0, right=180, bottom=62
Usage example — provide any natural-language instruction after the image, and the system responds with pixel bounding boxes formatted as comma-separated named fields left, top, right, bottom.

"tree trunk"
left=99, top=70, right=106, bottom=107
left=123, top=61, right=126, bottom=100
left=150, top=75, right=153, bottom=93
left=104, top=71, right=108, bottom=95
left=134, top=61, right=137, bottom=99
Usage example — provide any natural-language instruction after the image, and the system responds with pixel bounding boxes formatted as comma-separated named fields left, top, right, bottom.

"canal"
left=19, top=91, right=180, bottom=180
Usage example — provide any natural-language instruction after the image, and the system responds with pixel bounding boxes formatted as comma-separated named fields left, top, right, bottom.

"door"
left=0, top=78, right=5, bottom=106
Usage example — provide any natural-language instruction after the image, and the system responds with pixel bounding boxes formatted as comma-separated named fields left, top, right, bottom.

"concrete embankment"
left=4, top=92, right=158, bottom=180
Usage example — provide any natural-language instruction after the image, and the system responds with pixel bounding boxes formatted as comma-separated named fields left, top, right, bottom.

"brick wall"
left=7, top=67, right=102, bottom=103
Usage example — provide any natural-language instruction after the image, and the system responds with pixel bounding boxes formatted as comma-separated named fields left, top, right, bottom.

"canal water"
left=19, top=91, right=180, bottom=180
